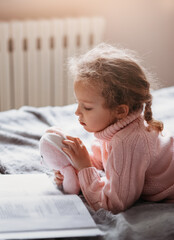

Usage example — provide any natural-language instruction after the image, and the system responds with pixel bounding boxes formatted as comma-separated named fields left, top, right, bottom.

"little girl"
left=54, top=43, right=174, bottom=214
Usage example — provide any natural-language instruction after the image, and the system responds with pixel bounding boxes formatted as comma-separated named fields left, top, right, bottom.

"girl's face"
left=74, top=80, right=118, bottom=133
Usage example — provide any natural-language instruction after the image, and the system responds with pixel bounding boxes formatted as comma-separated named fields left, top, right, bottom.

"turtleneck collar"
left=94, top=110, right=143, bottom=141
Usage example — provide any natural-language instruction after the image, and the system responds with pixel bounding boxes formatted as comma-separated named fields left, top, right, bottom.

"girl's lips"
left=79, top=120, right=86, bottom=126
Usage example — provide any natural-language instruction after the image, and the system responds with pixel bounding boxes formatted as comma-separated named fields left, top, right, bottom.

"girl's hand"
left=62, top=136, right=92, bottom=171
left=54, top=170, right=64, bottom=186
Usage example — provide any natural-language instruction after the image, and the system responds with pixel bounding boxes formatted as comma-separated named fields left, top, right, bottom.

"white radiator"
left=0, top=18, right=105, bottom=111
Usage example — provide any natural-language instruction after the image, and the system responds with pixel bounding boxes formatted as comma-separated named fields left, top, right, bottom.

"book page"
left=0, top=195, right=96, bottom=232
left=0, top=174, right=102, bottom=239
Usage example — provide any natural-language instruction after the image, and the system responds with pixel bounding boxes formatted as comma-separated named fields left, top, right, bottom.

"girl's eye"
left=84, top=107, right=93, bottom=111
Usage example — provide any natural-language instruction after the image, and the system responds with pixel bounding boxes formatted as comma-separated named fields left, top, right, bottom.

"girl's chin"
left=83, top=126, right=98, bottom=133
left=83, top=126, right=93, bottom=132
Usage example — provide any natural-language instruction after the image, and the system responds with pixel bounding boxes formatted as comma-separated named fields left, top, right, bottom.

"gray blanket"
left=0, top=86, right=174, bottom=240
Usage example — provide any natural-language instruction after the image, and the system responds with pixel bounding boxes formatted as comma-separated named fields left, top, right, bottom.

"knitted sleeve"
left=78, top=134, right=150, bottom=213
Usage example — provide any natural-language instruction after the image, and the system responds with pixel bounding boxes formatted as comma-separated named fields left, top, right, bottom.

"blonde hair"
left=69, top=43, right=163, bottom=132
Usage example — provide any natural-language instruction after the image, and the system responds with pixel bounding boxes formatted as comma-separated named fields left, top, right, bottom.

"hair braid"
left=144, top=99, right=153, bottom=122
left=144, top=95, right=163, bottom=132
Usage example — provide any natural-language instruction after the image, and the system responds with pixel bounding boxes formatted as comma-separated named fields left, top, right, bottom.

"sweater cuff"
left=78, top=167, right=100, bottom=186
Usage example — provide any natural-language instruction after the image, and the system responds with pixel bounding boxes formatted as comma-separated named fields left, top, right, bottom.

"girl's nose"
left=75, top=105, right=81, bottom=116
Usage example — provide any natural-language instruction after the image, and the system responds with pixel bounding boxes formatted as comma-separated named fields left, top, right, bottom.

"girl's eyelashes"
left=75, top=99, right=93, bottom=111
left=84, top=106, right=93, bottom=111
left=75, top=100, right=93, bottom=111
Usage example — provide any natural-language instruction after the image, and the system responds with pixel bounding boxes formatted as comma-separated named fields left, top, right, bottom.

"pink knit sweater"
left=78, top=111, right=174, bottom=214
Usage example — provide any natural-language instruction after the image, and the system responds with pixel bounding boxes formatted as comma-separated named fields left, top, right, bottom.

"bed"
left=0, top=86, right=174, bottom=240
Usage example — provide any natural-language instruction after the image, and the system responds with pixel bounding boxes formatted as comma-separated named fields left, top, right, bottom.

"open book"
left=0, top=173, right=102, bottom=239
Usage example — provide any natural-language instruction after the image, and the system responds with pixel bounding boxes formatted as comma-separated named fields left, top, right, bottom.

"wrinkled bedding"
left=0, top=86, right=174, bottom=240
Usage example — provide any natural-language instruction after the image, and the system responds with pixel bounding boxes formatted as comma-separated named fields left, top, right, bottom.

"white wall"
left=0, top=0, right=173, bottom=89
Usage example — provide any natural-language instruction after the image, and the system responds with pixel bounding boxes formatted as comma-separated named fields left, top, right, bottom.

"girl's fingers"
left=54, top=177, right=63, bottom=186
left=56, top=175, right=64, bottom=180
left=63, top=140, right=78, bottom=152
left=54, top=170, right=64, bottom=180
left=63, top=139, right=75, bottom=146
left=66, top=135, right=76, bottom=140
left=63, top=137, right=83, bottom=150
left=66, top=136, right=82, bottom=144
left=54, top=171, right=64, bottom=182
left=62, top=147, right=75, bottom=160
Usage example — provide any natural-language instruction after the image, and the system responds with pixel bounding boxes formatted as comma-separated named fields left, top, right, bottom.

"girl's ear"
left=115, top=105, right=129, bottom=119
